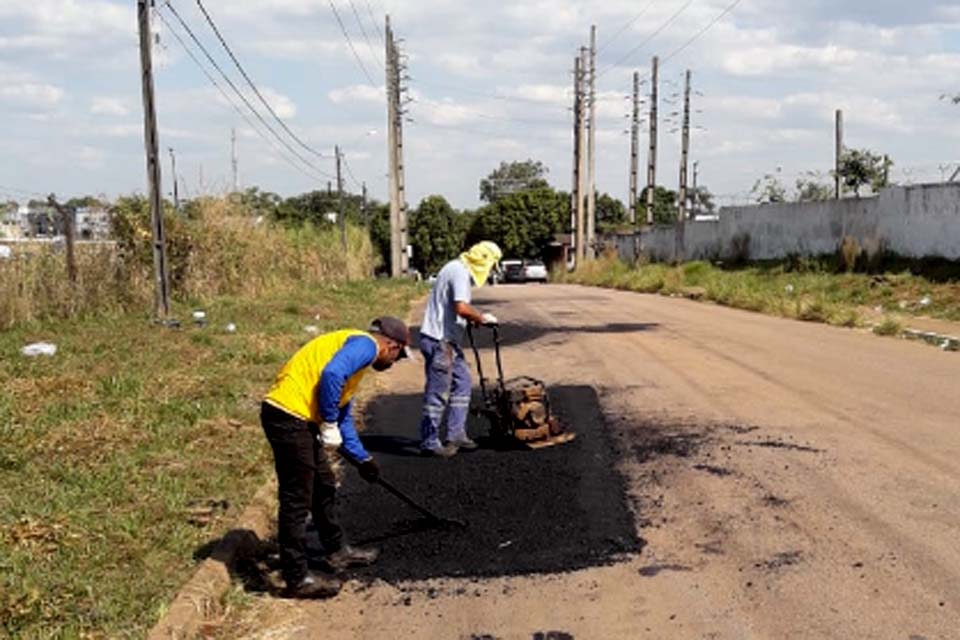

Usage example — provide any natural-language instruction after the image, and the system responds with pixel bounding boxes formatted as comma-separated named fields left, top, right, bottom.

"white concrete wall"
left=606, top=183, right=960, bottom=263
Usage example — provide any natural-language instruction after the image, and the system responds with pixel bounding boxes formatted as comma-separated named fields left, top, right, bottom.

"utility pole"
left=645, top=55, right=659, bottom=225
left=586, top=25, right=597, bottom=260
left=385, top=15, right=408, bottom=277
left=361, top=181, right=368, bottom=223
left=692, top=160, right=699, bottom=216
left=835, top=109, right=843, bottom=199
left=168, top=147, right=179, bottom=211
left=231, top=127, right=239, bottom=193
left=575, top=47, right=588, bottom=266
left=335, top=145, right=346, bottom=251
left=678, top=69, right=691, bottom=220
left=629, top=71, right=640, bottom=225
left=571, top=54, right=581, bottom=258
left=137, top=0, right=171, bottom=320
left=48, top=195, right=76, bottom=288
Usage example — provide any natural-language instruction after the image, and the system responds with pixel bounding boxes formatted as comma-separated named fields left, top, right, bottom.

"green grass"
left=559, top=256, right=960, bottom=328
left=0, top=279, right=423, bottom=638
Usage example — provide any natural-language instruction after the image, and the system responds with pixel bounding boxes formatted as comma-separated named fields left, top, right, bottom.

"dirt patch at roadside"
left=333, top=386, right=644, bottom=583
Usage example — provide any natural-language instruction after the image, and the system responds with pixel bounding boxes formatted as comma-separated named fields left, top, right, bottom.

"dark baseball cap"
left=369, top=316, right=412, bottom=359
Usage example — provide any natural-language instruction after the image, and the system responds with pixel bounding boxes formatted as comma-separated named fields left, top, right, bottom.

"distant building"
left=75, top=206, right=111, bottom=239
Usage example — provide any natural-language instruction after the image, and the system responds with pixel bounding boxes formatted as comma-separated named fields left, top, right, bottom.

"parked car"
left=501, top=259, right=525, bottom=284
left=523, top=260, right=548, bottom=284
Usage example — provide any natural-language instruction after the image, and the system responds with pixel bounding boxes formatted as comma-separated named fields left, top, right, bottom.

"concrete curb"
left=901, top=328, right=960, bottom=352
left=147, top=479, right=277, bottom=640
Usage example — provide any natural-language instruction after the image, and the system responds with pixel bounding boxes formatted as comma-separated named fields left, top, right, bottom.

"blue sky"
left=1, top=0, right=958, bottom=209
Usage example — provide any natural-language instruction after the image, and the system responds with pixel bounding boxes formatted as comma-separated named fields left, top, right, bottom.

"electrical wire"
left=347, top=0, right=383, bottom=69
left=364, top=0, right=386, bottom=48
left=662, top=0, right=743, bottom=65
left=328, top=0, right=379, bottom=86
left=158, top=5, right=336, bottom=181
left=598, top=0, right=694, bottom=79
left=191, top=0, right=330, bottom=159
left=597, top=0, right=658, bottom=54
left=341, top=155, right=364, bottom=190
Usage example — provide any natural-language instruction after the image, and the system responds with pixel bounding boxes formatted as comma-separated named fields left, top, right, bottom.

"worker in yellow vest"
left=261, top=316, right=411, bottom=599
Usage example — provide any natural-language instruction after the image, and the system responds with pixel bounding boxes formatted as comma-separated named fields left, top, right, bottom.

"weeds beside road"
left=0, top=279, right=422, bottom=638
left=559, top=256, right=960, bottom=333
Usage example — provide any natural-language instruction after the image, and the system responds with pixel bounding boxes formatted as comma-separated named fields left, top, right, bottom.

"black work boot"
left=326, top=544, right=380, bottom=571
left=284, top=572, right=342, bottom=599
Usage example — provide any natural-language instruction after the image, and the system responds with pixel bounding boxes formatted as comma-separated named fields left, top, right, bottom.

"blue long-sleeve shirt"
left=317, top=335, right=377, bottom=461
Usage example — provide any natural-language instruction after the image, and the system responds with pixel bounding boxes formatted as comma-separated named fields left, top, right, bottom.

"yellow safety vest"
left=265, top=329, right=377, bottom=423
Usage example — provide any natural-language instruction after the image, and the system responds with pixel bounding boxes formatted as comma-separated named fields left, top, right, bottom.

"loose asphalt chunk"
left=335, top=385, right=644, bottom=583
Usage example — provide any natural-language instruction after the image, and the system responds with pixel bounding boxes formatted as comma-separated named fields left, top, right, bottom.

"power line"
left=191, top=0, right=329, bottom=160
left=347, top=0, right=383, bottom=69
left=328, top=0, right=378, bottom=86
left=364, top=1, right=386, bottom=48
left=598, top=0, right=694, bottom=78
left=157, top=9, right=333, bottom=183
left=160, top=3, right=335, bottom=180
left=342, top=155, right=364, bottom=190
left=663, top=0, right=743, bottom=65
left=597, top=0, right=658, bottom=54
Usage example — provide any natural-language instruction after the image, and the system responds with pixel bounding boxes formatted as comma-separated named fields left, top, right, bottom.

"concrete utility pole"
left=629, top=71, right=640, bottom=225
left=678, top=69, right=691, bottom=220
left=835, top=109, right=843, bottom=199
left=336, top=145, right=346, bottom=251
left=575, top=47, right=589, bottom=266
left=385, top=15, right=408, bottom=277
left=645, top=55, right=659, bottom=225
left=586, top=25, right=597, bottom=260
left=168, top=147, right=179, bottom=211
left=231, top=127, right=239, bottom=192
left=361, top=181, right=368, bottom=223
left=137, top=0, right=171, bottom=320
left=692, top=160, right=699, bottom=216
left=571, top=54, right=581, bottom=257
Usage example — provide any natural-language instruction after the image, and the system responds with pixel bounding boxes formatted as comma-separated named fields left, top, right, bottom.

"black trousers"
left=260, top=401, right=343, bottom=583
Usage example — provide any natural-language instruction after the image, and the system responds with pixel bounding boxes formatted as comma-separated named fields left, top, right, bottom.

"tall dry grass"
left=0, top=196, right=374, bottom=328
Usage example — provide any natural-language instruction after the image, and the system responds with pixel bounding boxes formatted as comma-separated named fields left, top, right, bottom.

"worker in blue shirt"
left=262, top=317, right=411, bottom=598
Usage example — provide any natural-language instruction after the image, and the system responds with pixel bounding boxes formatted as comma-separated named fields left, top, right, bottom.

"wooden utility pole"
left=385, top=15, right=407, bottom=277
left=586, top=25, right=597, bottom=260
left=629, top=71, right=640, bottom=224
left=231, top=127, right=239, bottom=193
left=571, top=54, right=581, bottom=258
left=336, top=145, right=346, bottom=251
left=645, top=55, right=659, bottom=225
left=48, top=195, right=76, bottom=288
left=137, top=0, right=171, bottom=320
left=575, top=47, right=588, bottom=266
left=835, top=109, right=843, bottom=199
left=168, top=147, right=179, bottom=211
left=678, top=70, right=691, bottom=220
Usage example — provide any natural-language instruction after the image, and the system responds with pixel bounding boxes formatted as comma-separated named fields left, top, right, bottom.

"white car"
left=522, top=260, right=548, bottom=284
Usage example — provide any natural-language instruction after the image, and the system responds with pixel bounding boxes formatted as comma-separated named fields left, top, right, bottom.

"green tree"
left=596, top=192, right=627, bottom=230
left=365, top=201, right=391, bottom=273
left=690, top=186, right=716, bottom=214
left=479, top=159, right=549, bottom=203
left=638, top=186, right=679, bottom=224
left=238, top=187, right=282, bottom=218
left=408, top=195, right=464, bottom=274
left=64, top=195, right=104, bottom=210
left=837, top=148, right=892, bottom=197
left=751, top=173, right=788, bottom=204
left=467, top=186, right=568, bottom=258
left=793, top=172, right=833, bottom=202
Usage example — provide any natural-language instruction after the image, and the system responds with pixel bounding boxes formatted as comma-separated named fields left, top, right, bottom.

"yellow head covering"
left=460, top=241, right=503, bottom=287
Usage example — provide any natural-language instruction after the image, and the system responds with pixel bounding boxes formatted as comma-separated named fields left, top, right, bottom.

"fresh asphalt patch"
left=334, top=385, right=644, bottom=583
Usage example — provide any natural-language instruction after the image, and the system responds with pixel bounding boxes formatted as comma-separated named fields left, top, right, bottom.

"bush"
left=0, top=196, right=374, bottom=328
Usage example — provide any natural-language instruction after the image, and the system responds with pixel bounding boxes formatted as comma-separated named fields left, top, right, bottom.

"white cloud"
left=0, top=82, right=64, bottom=108
left=90, top=97, right=130, bottom=117
left=328, top=84, right=385, bottom=104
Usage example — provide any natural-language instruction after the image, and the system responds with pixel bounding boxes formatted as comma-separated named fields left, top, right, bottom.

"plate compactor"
left=467, top=324, right=576, bottom=450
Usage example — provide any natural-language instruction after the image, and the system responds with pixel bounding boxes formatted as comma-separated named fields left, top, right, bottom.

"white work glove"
left=481, top=312, right=499, bottom=326
left=318, top=421, right=342, bottom=449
